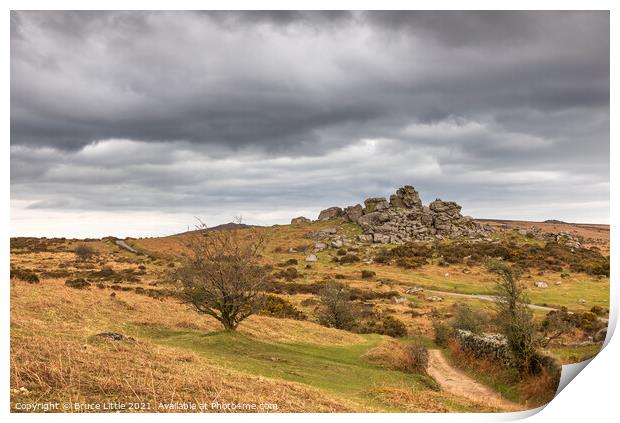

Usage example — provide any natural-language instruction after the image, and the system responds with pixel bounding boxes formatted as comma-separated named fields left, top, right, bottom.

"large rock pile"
left=316, top=185, right=491, bottom=243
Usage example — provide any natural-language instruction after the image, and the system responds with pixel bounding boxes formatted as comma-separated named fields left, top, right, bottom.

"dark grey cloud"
left=10, top=11, right=609, bottom=237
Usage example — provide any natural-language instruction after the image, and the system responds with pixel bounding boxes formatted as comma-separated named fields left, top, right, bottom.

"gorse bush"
left=372, top=238, right=609, bottom=276
left=395, top=256, right=427, bottom=269
left=260, top=294, right=306, bottom=320
left=75, top=244, right=97, bottom=261
left=373, top=243, right=432, bottom=268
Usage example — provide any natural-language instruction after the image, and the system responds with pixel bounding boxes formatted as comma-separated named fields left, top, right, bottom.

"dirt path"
left=425, top=290, right=608, bottom=323
left=427, top=349, right=521, bottom=412
left=115, top=239, right=138, bottom=253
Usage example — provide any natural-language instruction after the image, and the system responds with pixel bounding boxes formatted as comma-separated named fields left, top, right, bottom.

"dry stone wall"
left=455, top=329, right=513, bottom=367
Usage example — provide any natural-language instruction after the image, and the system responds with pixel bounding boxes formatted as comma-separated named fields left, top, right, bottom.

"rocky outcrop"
left=315, top=185, right=490, bottom=243
left=343, top=204, right=363, bottom=223
left=364, top=197, right=389, bottom=213
left=291, top=216, right=311, bottom=225
left=390, top=185, right=423, bottom=209
left=317, top=207, right=343, bottom=221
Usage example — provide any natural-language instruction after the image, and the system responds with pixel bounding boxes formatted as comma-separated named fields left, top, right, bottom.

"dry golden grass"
left=240, top=315, right=364, bottom=346
left=362, top=340, right=416, bottom=372
left=11, top=219, right=604, bottom=412
left=516, top=369, right=559, bottom=407
left=10, top=279, right=367, bottom=412
left=11, top=331, right=362, bottom=412
left=11, top=279, right=364, bottom=346
left=366, top=384, right=490, bottom=413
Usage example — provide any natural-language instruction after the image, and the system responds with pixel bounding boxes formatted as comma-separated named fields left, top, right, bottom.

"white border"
left=2, top=2, right=615, bottom=422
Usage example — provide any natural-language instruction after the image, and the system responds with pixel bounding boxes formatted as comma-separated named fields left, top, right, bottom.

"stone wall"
left=455, top=329, right=513, bottom=367
left=455, top=329, right=562, bottom=376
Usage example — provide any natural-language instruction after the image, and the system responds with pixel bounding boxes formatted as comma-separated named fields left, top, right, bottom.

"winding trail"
left=425, top=289, right=608, bottom=323
left=427, top=349, right=521, bottom=412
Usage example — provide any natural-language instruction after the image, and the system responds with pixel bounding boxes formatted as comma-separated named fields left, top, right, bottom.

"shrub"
left=539, top=309, right=575, bottom=347
left=432, top=319, right=454, bottom=347
left=300, top=298, right=318, bottom=307
left=356, top=314, right=408, bottom=337
left=317, top=281, right=357, bottom=330
left=74, top=243, right=97, bottom=261
left=260, top=294, right=306, bottom=320
left=405, top=340, right=430, bottom=374
left=451, top=303, right=484, bottom=334
left=274, top=267, right=299, bottom=281
left=396, top=256, right=426, bottom=269
left=390, top=243, right=433, bottom=259
left=373, top=249, right=391, bottom=264
left=65, top=278, right=91, bottom=289
left=380, top=315, right=408, bottom=337
left=283, top=258, right=298, bottom=266
left=590, top=305, right=606, bottom=316
left=97, top=266, right=116, bottom=278
left=361, top=269, right=376, bottom=279
left=336, top=248, right=347, bottom=256
left=571, top=311, right=603, bottom=333
left=338, top=254, right=360, bottom=264
left=10, top=268, right=40, bottom=284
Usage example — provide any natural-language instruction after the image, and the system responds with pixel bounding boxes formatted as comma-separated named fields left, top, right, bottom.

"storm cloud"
left=10, top=11, right=609, bottom=237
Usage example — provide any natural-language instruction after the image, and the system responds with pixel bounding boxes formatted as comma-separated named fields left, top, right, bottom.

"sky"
left=10, top=11, right=610, bottom=238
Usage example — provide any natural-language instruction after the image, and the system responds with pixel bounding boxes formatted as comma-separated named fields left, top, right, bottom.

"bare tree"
left=487, top=259, right=536, bottom=373
left=175, top=219, right=268, bottom=331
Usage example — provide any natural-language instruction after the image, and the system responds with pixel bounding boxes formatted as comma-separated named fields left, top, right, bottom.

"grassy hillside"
left=9, top=218, right=609, bottom=412
left=10, top=279, right=488, bottom=412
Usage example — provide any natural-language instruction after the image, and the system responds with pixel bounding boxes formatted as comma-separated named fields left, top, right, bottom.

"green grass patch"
left=127, top=324, right=439, bottom=410
left=547, top=343, right=603, bottom=364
